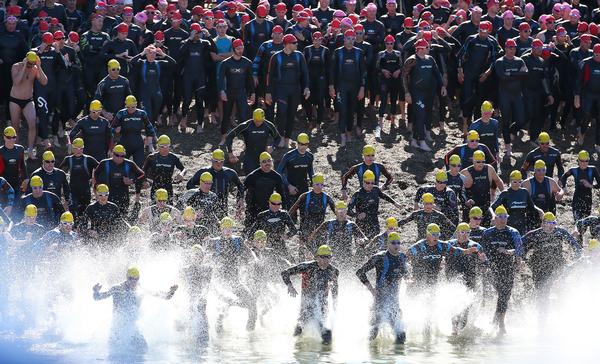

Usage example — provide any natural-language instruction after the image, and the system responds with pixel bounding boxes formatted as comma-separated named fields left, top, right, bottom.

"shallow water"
left=1, top=245, right=600, bottom=364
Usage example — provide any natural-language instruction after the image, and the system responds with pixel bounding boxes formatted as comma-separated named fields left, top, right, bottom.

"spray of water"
left=1, top=235, right=600, bottom=363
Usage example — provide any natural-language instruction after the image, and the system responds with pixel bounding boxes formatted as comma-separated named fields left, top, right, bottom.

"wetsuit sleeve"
left=142, top=154, right=155, bottom=181
left=0, top=179, right=15, bottom=207
left=402, top=56, right=416, bottom=95
left=0, top=205, right=11, bottom=225
left=93, top=285, right=118, bottom=300
left=252, top=43, right=265, bottom=76
left=352, top=222, right=368, bottom=241
left=520, top=151, right=533, bottom=176
left=555, top=153, right=565, bottom=179
left=68, top=120, right=82, bottom=140
left=266, top=52, right=277, bottom=94
left=560, top=168, right=572, bottom=187
left=222, top=122, right=248, bottom=152
left=218, top=59, right=228, bottom=93
left=58, top=156, right=69, bottom=172
left=266, top=121, right=281, bottom=143
left=356, top=254, right=378, bottom=285
left=329, top=49, right=337, bottom=88
left=512, top=229, right=523, bottom=257
left=94, top=80, right=105, bottom=103
left=130, top=161, right=145, bottom=193
left=397, top=212, right=415, bottom=226
left=359, top=49, right=367, bottom=88
left=18, top=149, right=27, bottom=183
left=347, top=192, right=358, bottom=217
left=576, top=216, right=594, bottom=235
left=276, top=152, right=291, bottom=186
left=378, top=189, right=396, bottom=204
left=62, top=172, right=71, bottom=203
left=490, top=191, right=505, bottom=210
left=299, top=52, right=309, bottom=90
left=288, top=192, right=306, bottom=216
left=245, top=60, right=254, bottom=94
left=559, top=228, right=582, bottom=254
left=379, top=164, right=393, bottom=189
left=229, top=170, right=245, bottom=200
left=341, top=164, right=359, bottom=190
left=521, top=230, right=535, bottom=254
left=592, top=167, right=600, bottom=189
left=281, top=262, right=310, bottom=285
left=142, top=112, right=157, bottom=138
left=284, top=213, right=298, bottom=237
left=105, top=120, right=114, bottom=152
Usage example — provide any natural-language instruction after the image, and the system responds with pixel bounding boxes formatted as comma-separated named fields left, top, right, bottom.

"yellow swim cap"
left=125, top=95, right=137, bottom=107
left=26, top=51, right=39, bottom=63
left=200, top=172, right=213, bottom=183
left=160, top=211, right=172, bottom=222
left=107, top=59, right=120, bottom=69
left=495, top=205, right=508, bottom=215
left=269, top=192, right=282, bottom=203
left=220, top=216, right=235, bottom=229
left=60, top=211, right=74, bottom=223
left=363, top=170, right=376, bottom=182
left=449, top=154, right=461, bottom=165
left=253, top=108, right=265, bottom=122
left=427, top=223, right=441, bottom=235
left=362, top=144, right=376, bottom=156
left=534, top=160, right=546, bottom=169
left=422, top=193, right=434, bottom=204
left=30, top=175, right=43, bottom=187
left=182, top=206, right=196, bottom=220
left=89, top=99, right=103, bottom=111
left=212, top=149, right=225, bottom=161
left=297, top=133, right=309, bottom=144
left=126, top=267, right=140, bottom=279
left=435, top=170, right=448, bottom=182
left=473, top=150, right=485, bottom=162
left=42, top=150, right=55, bottom=162
left=156, top=134, right=171, bottom=146
left=481, top=100, right=493, bottom=112
left=312, top=173, right=324, bottom=184
left=335, top=200, right=347, bottom=210
left=25, top=204, right=38, bottom=217
left=588, top=239, right=599, bottom=251
left=113, top=144, right=126, bottom=154
left=510, top=170, right=522, bottom=181
left=469, top=206, right=483, bottom=218
left=155, top=188, right=168, bottom=201
left=254, top=229, right=267, bottom=240
left=316, top=244, right=333, bottom=256
left=467, top=130, right=480, bottom=141
left=128, top=226, right=142, bottom=235
left=96, top=184, right=109, bottom=193
left=538, top=132, right=550, bottom=144
left=386, top=217, right=398, bottom=228
left=456, top=222, right=470, bottom=232
left=387, top=231, right=401, bottom=242
left=3, top=126, right=16, bottom=138
left=72, top=138, right=84, bottom=148
left=543, top=212, right=556, bottom=222
left=259, top=151, right=272, bottom=162
left=578, top=150, right=590, bottom=161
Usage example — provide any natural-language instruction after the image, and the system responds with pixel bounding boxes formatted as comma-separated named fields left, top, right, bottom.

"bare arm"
left=11, top=62, right=27, bottom=84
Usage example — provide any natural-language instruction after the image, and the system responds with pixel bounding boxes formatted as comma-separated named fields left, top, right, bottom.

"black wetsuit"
left=480, top=225, right=523, bottom=318
left=243, top=168, right=285, bottom=227
left=560, top=166, right=600, bottom=221
left=68, top=115, right=113, bottom=162
left=414, top=185, right=460, bottom=225
left=112, top=108, right=157, bottom=166
left=93, top=158, right=145, bottom=215
left=491, top=187, right=539, bottom=235
left=221, top=119, right=281, bottom=174
left=356, top=250, right=408, bottom=341
left=397, top=209, right=456, bottom=240
left=281, top=261, right=339, bottom=338
left=142, top=152, right=184, bottom=202
left=250, top=209, right=298, bottom=256
left=59, top=154, right=99, bottom=218
left=186, top=166, right=244, bottom=212
left=18, top=191, right=64, bottom=229
left=94, top=75, right=132, bottom=118
left=348, top=186, right=397, bottom=239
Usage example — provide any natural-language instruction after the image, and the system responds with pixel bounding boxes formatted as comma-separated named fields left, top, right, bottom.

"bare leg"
left=22, top=102, right=37, bottom=156
left=8, top=102, right=22, bottom=135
